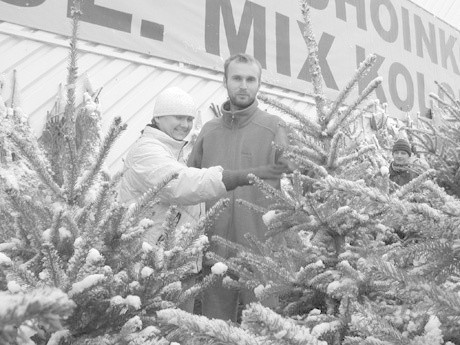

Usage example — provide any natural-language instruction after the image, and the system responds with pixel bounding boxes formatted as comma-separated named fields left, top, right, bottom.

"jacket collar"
left=142, top=126, right=187, bottom=152
left=221, top=99, right=259, bottom=128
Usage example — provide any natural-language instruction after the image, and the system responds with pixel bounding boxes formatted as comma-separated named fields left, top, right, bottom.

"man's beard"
left=230, top=93, right=255, bottom=109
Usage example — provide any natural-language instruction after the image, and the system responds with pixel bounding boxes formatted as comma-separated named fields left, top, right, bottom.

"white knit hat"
left=153, top=87, right=196, bottom=118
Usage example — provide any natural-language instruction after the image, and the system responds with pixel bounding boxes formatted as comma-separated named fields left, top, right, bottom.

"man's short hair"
left=223, top=53, right=262, bottom=81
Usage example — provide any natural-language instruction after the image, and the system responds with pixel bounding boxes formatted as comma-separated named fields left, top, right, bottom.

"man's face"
left=154, top=115, right=194, bottom=141
left=393, top=150, right=410, bottom=165
left=224, top=61, right=261, bottom=110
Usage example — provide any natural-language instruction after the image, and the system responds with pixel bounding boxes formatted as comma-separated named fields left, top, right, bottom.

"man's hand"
left=252, top=162, right=292, bottom=180
left=222, top=163, right=292, bottom=191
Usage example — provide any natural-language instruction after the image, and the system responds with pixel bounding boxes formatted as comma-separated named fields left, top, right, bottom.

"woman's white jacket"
left=118, top=126, right=226, bottom=245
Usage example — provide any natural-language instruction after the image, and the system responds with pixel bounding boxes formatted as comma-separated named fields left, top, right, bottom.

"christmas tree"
left=2, top=0, right=460, bottom=344
left=0, top=2, right=222, bottom=344
left=157, top=1, right=460, bottom=345
left=407, top=82, right=460, bottom=198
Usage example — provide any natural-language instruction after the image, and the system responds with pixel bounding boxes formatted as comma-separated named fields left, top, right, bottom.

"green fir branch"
left=394, top=169, right=437, bottom=199
left=63, top=134, right=80, bottom=204
left=327, top=77, right=383, bottom=136
left=434, top=81, right=458, bottom=107
left=157, top=308, right=260, bottom=345
left=326, top=131, right=344, bottom=169
left=7, top=132, right=63, bottom=199
left=242, top=302, right=324, bottom=345
left=324, top=54, right=377, bottom=124
left=0, top=288, right=75, bottom=344
left=282, top=151, right=329, bottom=177
left=300, top=1, right=327, bottom=121
left=118, top=172, right=178, bottom=234
left=258, top=93, right=322, bottom=138
left=41, top=241, right=69, bottom=288
left=288, top=142, right=327, bottom=164
left=75, top=117, right=127, bottom=203
left=49, top=208, right=64, bottom=247
left=336, top=145, right=375, bottom=168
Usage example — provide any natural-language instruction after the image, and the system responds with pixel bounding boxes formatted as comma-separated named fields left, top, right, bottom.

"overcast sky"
left=410, top=0, right=460, bottom=31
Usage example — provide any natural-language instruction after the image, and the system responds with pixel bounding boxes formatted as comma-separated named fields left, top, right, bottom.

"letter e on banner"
left=67, top=0, right=132, bottom=33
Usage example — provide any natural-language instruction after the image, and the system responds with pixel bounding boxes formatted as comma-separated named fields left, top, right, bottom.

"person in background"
left=118, top=86, right=289, bottom=312
left=389, top=138, right=419, bottom=186
left=188, top=53, right=292, bottom=321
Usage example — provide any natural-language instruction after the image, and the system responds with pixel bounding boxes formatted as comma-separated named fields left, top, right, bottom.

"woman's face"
left=154, top=115, right=194, bottom=141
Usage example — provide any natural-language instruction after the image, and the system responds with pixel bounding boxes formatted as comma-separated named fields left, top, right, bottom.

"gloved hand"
left=222, top=162, right=291, bottom=191
left=250, top=162, right=291, bottom=180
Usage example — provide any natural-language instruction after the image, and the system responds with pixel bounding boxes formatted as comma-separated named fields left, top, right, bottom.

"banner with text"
left=1, top=0, right=460, bottom=118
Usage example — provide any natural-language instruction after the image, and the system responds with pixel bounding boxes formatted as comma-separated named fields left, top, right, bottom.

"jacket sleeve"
left=134, top=142, right=226, bottom=205
left=157, top=164, right=226, bottom=205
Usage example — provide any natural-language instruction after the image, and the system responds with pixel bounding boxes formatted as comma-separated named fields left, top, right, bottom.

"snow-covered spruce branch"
left=60, top=1, right=82, bottom=202
left=258, top=93, right=322, bottom=138
left=119, top=172, right=178, bottom=233
left=300, top=1, right=326, bottom=120
left=350, top=302, right=406, bottom=344
left=326, top=131, right=344, bottom=169
left=75, top=117, right=127, bottom=203
left=7, top=132, right=63, bottom=198
left=404, top=202, right=442, bottom=221
left=324, top=54, right=377, bottom=124
left=242, top=303, right=327, bottom=345
left=157, top=308, right=260, bottom=345
left=248, top=174, right=289, bottom=200
left=161, top=206, right=182, bottom=250
left=394, top=169, right=437, bottom=199
left=48, top=208, right=64, bottom=245
left=326, top=77, right=383, bottom=136
left=411, top=123, right=459, bottom=154
left=41, top=241, right=68, bottom=288
left=219, top=242, right=295, bottom=286
left=287, top=124, right=327, bottom=154
left=425, top=285, right=460, bottom=316
left=175, top=273, right=220, bottom=307
left=296, top=260, right=326, bottom=286
left=209, top=235, right=256, bottom=261
left=288, top=140, right=327, bottom=163
left=68, top=273, right=106, bottom=298
left=65, top=236, right=89, bottom=283
left=0, top=288, right=75, bottom=345
left=368, top=258, right=425, bottom=290
left=325, top=206, right=369, bottom=233
left=193, top=197, right=230, bottom=231
left=422, top=180, right=460, bottom=216
left=3, top=189, right=49, bottom=246
left=63, top=134, right=79, bottom=205
left=429, top=93, right=460, bottom=127
left=77, top=180, right=111, bottom=233
left=321, top=176, right=389, bottom=204
left=434, top=80, right=459, bottom=108
left=407, top=129, right=437, bottom=156
left=282, top=151, right=329, bottom=177
left=63, top=0, right=81, bottom=124
left=336, top=145, right=375, bottom=167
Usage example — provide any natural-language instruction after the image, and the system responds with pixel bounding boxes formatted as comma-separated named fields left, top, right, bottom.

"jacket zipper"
left=225, top=111, right=237, bottom=257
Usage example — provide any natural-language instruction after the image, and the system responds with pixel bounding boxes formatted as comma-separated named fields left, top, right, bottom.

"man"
left=389, top=138, right=419, bottom=186
left=118, top=87, right=286, bottom=313
left=188, top=53, right=290, bottom=321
